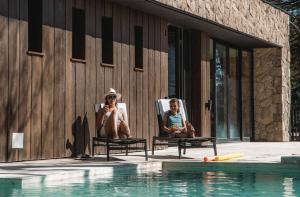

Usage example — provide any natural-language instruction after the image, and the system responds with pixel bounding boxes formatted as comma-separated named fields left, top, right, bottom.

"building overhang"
left=111, top=0, right=280, bottom=48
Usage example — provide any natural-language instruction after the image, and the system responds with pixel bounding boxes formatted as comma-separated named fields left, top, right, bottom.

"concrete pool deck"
left=0, top=142, right=300, bottom=182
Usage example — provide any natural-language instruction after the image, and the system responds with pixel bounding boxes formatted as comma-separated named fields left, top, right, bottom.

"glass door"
left=215, top=43, right=228, bottom=139
left=212, top=41, right=241, bottom=140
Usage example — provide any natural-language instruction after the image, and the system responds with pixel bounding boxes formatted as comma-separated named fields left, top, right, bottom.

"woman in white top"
left=96, top=88, right=131, bottom=139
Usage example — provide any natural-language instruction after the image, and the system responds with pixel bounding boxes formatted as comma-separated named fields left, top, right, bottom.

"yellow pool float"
left=203, top=153, right=244, bottom=162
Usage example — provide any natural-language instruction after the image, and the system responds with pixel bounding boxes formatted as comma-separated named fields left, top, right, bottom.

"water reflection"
left=0, top=169, right=299, bottom=196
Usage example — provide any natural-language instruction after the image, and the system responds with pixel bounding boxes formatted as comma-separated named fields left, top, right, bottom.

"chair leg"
left=178, top=140, right=182, bottom=159
left=144, top=141, right=148, bottom=161
left=213, top=139, right=217, bottom=156
left=92, top=141, right=95, bottom=157
left=126, top=144, right=128, bottom=156
left=106, top=142, right=110, bottom=161
left=178, top=145, right=181, bottom=159
left=152, top=137, right=155, bottom=155
left=183, top=142, right=186, bottom=155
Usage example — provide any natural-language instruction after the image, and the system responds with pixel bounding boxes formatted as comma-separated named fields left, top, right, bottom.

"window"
left=102, top=17, right=113, bottom=64
left=168, top=26, right=178, bottom=98
left=135, top=26, right=143, bottom=69
left=72, top=8, right=85, bottom=60
left=28, top=0, right=42, bottom=52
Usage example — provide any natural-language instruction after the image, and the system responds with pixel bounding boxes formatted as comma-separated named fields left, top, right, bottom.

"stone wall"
left=156, top=0, right=289, bottom=46
left=155, top=0, right=291, bottom=141
left=254, top=48, right=290, bottom=141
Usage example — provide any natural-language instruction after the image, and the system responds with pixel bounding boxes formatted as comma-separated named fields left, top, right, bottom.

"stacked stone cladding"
left=156, top=0, right=289, bottom=47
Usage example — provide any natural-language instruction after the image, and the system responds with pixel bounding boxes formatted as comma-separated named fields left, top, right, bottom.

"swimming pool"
left=1, top=163, right=300, bottom=197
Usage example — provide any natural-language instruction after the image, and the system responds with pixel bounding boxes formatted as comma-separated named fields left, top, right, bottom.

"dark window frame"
left=102, top=16, right=113, bottom=64
left=28, top=0, right=43, bottom=53
left=72, top=8, right=86, bottom=60
left=134, top=26, right=143, bottom=69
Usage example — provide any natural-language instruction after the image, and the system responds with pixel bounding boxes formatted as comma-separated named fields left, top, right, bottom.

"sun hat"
left=104, top=88, right=121, bottom=100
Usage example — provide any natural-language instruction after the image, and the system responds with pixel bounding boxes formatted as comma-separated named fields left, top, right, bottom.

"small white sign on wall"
left=12, top=132, right=24, bottom=149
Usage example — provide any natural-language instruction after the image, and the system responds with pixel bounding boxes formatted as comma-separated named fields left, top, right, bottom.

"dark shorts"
left=159, top=131, right=176, bottom=138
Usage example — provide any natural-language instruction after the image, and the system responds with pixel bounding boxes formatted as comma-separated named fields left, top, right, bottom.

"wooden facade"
left=0, top=0, right=169, bottom=162
left=191, top=32, right=211, bottom=137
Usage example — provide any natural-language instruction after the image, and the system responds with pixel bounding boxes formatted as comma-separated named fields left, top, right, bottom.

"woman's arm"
left=179, top=117, right=187, bottom=132
left=162, top=113, right=173, bottom=133
left=96, top=107, right=105, bottom=130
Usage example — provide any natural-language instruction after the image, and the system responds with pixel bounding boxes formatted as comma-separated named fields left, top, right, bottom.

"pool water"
left=1, top=169, right=300, bottom=197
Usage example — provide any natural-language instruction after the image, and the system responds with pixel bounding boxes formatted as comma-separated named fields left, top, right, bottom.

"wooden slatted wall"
left=191, top=31, right=202, bottom=135
left=0, top=0, right=168, bottom=162
left=200, top=33, right=211, bottom=137
left=191, top=31, right=211, bottom=137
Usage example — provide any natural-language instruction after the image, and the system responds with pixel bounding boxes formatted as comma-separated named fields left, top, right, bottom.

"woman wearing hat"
left=96, top=88, right=131, bottom=139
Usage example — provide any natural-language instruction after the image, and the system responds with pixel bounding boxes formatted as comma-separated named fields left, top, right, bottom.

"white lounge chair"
left=152, top=99, right=217, bottom=159
left=92, top=103, right=148, bottom=161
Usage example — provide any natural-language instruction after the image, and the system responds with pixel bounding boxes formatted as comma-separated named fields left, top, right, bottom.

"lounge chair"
left=92, top=103, right=148, bottom=161
left=152, top=99, right=217, bottom=159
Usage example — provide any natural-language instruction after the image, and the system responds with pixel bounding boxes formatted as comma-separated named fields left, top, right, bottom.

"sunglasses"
left=107, top=95, right=117, bottom=99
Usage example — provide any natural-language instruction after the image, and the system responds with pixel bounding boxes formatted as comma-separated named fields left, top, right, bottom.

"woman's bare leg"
left=186, top=123, right=195, bottom=138
left=175, top=132, right=188, bottom=138
left=118, top=120, right=132, bottom=139
left=104, top=110, right=119, bottom=139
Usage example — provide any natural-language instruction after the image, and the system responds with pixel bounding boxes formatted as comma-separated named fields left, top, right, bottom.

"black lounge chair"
left=92, top=103, right=148, bottom=161
left=152, top=99, right=217, bottom=159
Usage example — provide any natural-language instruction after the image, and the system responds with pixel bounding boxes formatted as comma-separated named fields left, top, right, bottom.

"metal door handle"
left=205, top=99, right=212, bottom=111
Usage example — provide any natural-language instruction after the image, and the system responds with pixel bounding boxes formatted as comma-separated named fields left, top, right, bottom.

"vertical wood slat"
left=19, top=0, right=30, bottom=161
left=74, top=62, right=85, bottom=156
left=159, top=18, right=168, bottom=150
left=8, top=0, right=20, bottom=162
left=42, top=0, right=54, bottom=159
left=75, top=0, right=84, bottom=9
left=113, top=4, right=121, bottom=94
left=201, top=32, right=211, bottom=137
left=103, top=0, right=113, bottom=91
left=121, top=7, right=130, bottom=115
left=73, top=0, right=85, bottom=157
left=21, top=57, right=31, bottom=161
left=85, top=0, right=96, bottom=155
left=74, top=0, right=86, bottom=156
left=65, top=0, right=75, bottom=157
left=135, top=12, right=143, bottom=141
left=154, top=16, right=161, bottom=149
left=148, top=15, right=155, bottom=150
left=31, top=56, right=43, bottom=160
left=94, top=0, right=104, bottom=154
left=129, top=10, right=137, bottom=139
left=142, top=13, right=149, bottom=148
left=191, top=31, right=202, bottom=134
left=0, top=0, right=9, bottom=162
left=96, top=0, right=104, bottom=101
left=205, top=34, right=211, bottom=136
left=202, top=33, right=207, bottom=136
left=154, top=17, right=161, bottom=101
left=53, top=0, right=66, bottom=158
left=160, top=20, right=168, bottom=99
